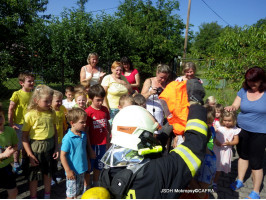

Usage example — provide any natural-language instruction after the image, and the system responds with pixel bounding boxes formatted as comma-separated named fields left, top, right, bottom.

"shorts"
left=236, top=129, right=266, bottom=170
left=89, top=145, right=106, bottom=171
left=66, top=173, right=85, bottom=198
left=15, top=124, right=23, bottom=150
left=0, top=164, right=17, bottom=189
left=28, top=137, right=57, bottom=181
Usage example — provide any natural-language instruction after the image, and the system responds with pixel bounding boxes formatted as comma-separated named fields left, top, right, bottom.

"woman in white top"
left=141, top=64, right=171, bottom=126
left=80, top=53, right=106, bottom=86
left=176, top=62, right=203, bottom=84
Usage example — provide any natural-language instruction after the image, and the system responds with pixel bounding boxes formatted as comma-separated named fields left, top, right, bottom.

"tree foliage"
left=204, top=25, right=266, bottom=90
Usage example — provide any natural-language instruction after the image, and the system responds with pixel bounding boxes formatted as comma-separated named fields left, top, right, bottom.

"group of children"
left=0, top=72, right=148, bottom=199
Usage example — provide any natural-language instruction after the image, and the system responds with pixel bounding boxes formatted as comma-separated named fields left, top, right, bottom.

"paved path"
left=1, top=148, right=266, bottom=199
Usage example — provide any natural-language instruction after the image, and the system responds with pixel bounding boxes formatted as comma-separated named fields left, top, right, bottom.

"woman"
left=80, top=53, right=106, bottom=85
left=121, top=57, right=140, bottom=93
left=141, top=64, right=171, bottom=126
left=225, top=66, right=266, bottom=199
left=176, top=62, right=203, bottom=83
left=101, top=61, right=132, bottom=124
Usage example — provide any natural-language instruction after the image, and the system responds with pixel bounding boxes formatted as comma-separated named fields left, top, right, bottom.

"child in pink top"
left=213, top=110, right=240, bottom=190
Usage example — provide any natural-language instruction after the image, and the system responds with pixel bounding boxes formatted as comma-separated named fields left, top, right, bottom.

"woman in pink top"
left=121, top=57, right=140, bottom=93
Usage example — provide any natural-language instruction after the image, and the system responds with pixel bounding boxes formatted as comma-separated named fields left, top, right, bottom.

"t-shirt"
left=22, top=110, right=56, bottom=140
left=62, top=99, right=75, bottom=110
left=101, top=75, right=129, bottom=109
left=10, top=89, right=33, bottom=124
left=84, top=66, right=102, bottom=86
left=0, top=126, right=18, bottom=168
left=61, top=129, right=88, bottom=175
left=122, top=68, right=139, bottom=92
left=85, top=106, right=110, bottom=145
left=55, top=105, right=67, bottom=144
left=237, top=88, right=266, bottom=133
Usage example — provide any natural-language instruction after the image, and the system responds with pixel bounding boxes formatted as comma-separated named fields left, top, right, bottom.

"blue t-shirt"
left=237, top=88, right=266, bottom=133
left=61, top=129, right=88, bottom=174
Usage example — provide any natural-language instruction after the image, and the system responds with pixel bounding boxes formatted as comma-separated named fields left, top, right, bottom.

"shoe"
left=246, top=191, right=260, bottom=199
left=13, top=166, right=23, bottom=175
left=51, top=180, right=56, bottom=186
left=230, top=179, right=244, bottom=191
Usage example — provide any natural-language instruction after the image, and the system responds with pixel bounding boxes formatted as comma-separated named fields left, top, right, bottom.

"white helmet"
left=111, top=105, right=160, bottom=151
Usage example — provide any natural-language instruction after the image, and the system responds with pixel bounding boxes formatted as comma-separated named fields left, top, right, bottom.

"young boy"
left=0, top=105, right=18, bottom=198
left=118, top=94, right=135, bottom=110
left=8, top=72, right=35, bottom=174
left=60, top=108, right=89, bottom=199
left=74, top=92, right=87, bottom=110
left=62, top=86, right=75, bottom=110
left=133, top=93, right=146, bottom=108
left=85, top=84, right=110, bottom=188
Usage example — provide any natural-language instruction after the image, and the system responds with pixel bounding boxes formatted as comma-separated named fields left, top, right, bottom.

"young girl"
left=212, top=110, right=240, bottom=191
left=22, top=85, right=59, bottom=199
left=214, top=104, right=224, bottom=128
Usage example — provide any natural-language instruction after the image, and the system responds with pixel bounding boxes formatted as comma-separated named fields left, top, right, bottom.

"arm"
left=22, top=131, right=39, bottom=166
left=53, top=125, right=59, bottom=159
left=222, top=135, right=239, bottom=146
left=60, top=151, right=75, bottom=180
left=225, top=96, right=241, bottom=111
left=8, top=101, right=19, bottom=129
left=106, top=121, right=111, bottom=149
left=80, top=66, right=92, bottom=83
left=0, top=146, right=16, bottom=160
left=102, top=86, right=109, bottom=110
left=141, top=78, right=156, bottom=99
left=86, top=127, right=96, bottom=159
left=131, top=73, right=140, bottom=88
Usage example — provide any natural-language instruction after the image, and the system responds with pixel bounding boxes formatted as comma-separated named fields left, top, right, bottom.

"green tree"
left=191, top=22, right=223, bottom=58
left=204, top=25, right=266, bottom=90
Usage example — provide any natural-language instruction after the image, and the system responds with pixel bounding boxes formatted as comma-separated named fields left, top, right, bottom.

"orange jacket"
left=159, top=81, right=189, bottom=135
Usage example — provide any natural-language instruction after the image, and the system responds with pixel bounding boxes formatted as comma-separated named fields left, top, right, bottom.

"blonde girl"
left=212, top=110, right=240, bottom=191
left=22, top=85, right=59, bottom=199
left=74, top=92, right=87, bottom=110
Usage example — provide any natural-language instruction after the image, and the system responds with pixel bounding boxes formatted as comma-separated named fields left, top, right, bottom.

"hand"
left=66, top=169, right=75, bottom=180
left=106, top=143, right=111, bottom=150
left=10, top=125, right=19, bottom=130
left=149, top=88, right=157, bottom=96
left=225, top=106, right=236, bottom=112
left=222, top=139, right=231, bottom=146
left=100, top=71, right=106, bottom=78
left=53, top=150, right=59, bottom=160
left=3, top=146, right=15, bottom=158
left=29, top=154, right=39, bottom=166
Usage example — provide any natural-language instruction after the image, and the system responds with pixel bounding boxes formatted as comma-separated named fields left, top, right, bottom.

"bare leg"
left=84, top=173, right=90, bottom=189
left=93, top=169, right=101, bottom=186
left=237, top=158, right=249, bottom=181
left=43, top=174, right=52, bottom=194
left=214, top=171, right=221, bottom=184
left=29, top=180, right=38, bottom=198
left=13, top=150, right=20, bottom=163
left=252, top=169, right=263, bottom=194
left=7, top=188, right=18, bottom=199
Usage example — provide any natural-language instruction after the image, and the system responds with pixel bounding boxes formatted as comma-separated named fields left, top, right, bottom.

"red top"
left=122, top=68, right=139, bottom=92
left=85, top=106, right=110, bottom=145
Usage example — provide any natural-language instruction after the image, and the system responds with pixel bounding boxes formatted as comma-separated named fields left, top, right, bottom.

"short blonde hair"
left=74, top=84, right=85, bottom=93
left=205, top=96, right=216, bottom=106
left=74, top=92, right=87, bottom=101
left=157, top=64, right=171, bottom=74
left=119, top=94, right=135, bottom=107
left=53, top=90, right=63, bottom=99
left=67, top=108, right=87, bottom=123
left=183, top=62, right=196, bottom=74
left=87, top=53, right=98, bottom=64
left=111, top=61, right=122, bottom=70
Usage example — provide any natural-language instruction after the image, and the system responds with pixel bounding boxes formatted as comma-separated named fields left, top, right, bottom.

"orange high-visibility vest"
left=159, top=81, right=189, bottom=135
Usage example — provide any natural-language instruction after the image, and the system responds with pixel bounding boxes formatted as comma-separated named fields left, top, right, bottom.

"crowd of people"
left=0, top=52, right=265, bottom=199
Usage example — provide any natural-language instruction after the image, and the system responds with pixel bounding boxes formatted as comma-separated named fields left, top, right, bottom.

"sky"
left=42, top=0, right=266, bottom=33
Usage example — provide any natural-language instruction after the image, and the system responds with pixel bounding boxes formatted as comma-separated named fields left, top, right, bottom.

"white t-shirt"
left=62, top=99, right=76, bottom=110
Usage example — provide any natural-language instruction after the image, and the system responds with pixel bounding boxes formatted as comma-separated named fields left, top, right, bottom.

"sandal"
left=246, top=191, right=260, bottom=199
left=230, top=179, right=244, bottom=191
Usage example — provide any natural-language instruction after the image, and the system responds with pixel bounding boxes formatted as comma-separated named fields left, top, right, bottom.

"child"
left=214, top=104, right=224, bottom=128
left=61, top=108, right=88, bottom=199
left=133, top=93, right=146, bottom=108
left=22, top=85, right=59, bottom=199
left=0, top=105, right=18, bottom=198
left=85, top=84, right=110, bottom=188
left=212, top=110, right=240, bottom=191
left=118, top=94, right=135, bottom=110
left=52, top=90, right=68, bottom=184
left=62, top=86, right=75, bottom=110
left=74, top=84, right=85, bottom=93
left=74, top=92, right=87, bottom=110
left=205, top=96, right=216, bottom=107
left=8, top=71, right=35, bottom=174
left=205, top=105, right=216, bottom=151
left=81, top=80, right=92, bottom=107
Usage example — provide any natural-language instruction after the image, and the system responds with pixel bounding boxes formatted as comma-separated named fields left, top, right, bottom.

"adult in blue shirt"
left=225, top=66, right=266, bottom=199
